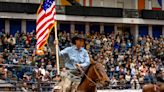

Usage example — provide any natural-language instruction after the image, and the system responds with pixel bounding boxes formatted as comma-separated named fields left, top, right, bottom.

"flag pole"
left=54, top=21, right=60, bottom=75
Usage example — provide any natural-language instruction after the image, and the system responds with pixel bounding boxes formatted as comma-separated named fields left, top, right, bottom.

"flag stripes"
left=36, top=0, right=56, bottom=50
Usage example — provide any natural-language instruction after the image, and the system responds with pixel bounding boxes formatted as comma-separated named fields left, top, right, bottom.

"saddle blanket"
left=97, top=89, right=142, bottom=92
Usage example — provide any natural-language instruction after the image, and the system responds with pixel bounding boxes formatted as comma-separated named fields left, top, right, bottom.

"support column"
left=21, top=20, right=26, bottom=34
left=86, top=0, right=90, bottom=6
left=162, top=0, right=164, bottom=10
left=135, top=0, right=138, bottom=9
left=100, top=23, right=104, bottom=34
left=135, top=25, right=139, bottom=44
left=148, top=0, right=152, bottom=10
left=131, top=25, right=138, bottom=44
left=5, top=19, right=10, bottom=34
left=89, top=0, right=92, bottom=7
left=85, top=22, right=90, bottom=34
left=56, top=0, right=60, bottom=5
left=114, top=24, right=117, bottom=35
left=71, top=22, right=75, bottom=33
left=115, top=0, right=117, bottom=8
left=162, top=26, right=164, bottom=37
left=100, top=0, right=104, bottom=7
left=22, top=0, right=26, bottom=3
left=148, top=25, right=152, bottom=37
left=57, top=22, right=60, bottom=31
left=83, top=0, right=86, bottom=6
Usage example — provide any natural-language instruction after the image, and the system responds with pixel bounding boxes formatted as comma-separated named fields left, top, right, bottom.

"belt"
left=67, top=69, right=81, bottom=76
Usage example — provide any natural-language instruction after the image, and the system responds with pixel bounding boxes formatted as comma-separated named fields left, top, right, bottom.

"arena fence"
left=0, top=64, right=146, bottom=91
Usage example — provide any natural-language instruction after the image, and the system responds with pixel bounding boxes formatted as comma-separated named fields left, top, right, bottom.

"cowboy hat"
left=72, top=35, right=87, bottom=44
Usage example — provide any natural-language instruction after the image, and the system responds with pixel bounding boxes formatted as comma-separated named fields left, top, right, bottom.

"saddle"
left=67, top=69, right=82, bottom=82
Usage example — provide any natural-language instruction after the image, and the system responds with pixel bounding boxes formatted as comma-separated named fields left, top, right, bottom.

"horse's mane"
left=79, top=64, right=93, bottom=85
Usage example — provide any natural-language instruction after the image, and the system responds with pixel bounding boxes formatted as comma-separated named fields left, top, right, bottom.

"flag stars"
left=42, top=0, right=54, bottom=11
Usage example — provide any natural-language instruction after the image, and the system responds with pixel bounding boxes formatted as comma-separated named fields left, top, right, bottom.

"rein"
left=93, top=65, right=101, bottom=80
left=77, top=66, right=100, bottom=86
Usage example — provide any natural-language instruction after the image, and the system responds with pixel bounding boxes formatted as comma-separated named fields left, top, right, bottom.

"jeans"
left=149, top=75, right=157, bottom=83
left=108, top=71, right=114, bottom=79
left=0, top=45, right=3, bottom=52
left=144, top=76, right=151, bottom=83
left=53, top=70, right=81, bottom=92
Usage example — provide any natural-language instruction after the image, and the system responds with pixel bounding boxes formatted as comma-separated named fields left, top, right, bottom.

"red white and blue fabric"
left=36, top=0, right=56, bottom=50
left=152, top=0, right=162, bottom=10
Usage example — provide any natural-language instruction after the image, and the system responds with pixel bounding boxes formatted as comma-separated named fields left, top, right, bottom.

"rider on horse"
left=54, top=35, right=90, bottom=92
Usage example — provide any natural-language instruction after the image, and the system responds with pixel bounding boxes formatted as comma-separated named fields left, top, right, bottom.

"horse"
left=142, top=83, right=164, bottom=92
left=76, top=62, right=109, bottom=92
left=53, top=61, right=109, bottom=92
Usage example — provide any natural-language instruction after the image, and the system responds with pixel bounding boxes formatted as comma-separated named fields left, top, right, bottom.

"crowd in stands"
left=0, top=29, right=164, bottom=91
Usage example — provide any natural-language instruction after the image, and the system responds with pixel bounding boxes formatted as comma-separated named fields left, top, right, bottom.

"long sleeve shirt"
left=59, top=45, right=90, bottom=70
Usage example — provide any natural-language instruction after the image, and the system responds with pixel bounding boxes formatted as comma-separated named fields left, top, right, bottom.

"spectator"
left=0, top=30, right=163, bottom=91
left=46, top=61, right=52, bottom=71
left=26, top=56, right=32, bottom=65
left=15, top=31, right=20, bottom=44
left=118, top=75, right=126, bottom=89
left=50, top=65, right=57, bottom=79
left=131, top=66, right=137, bottom=76
left=39, top=65, right=46, bottom=76
left=144, top=72, right=151, bottom=83
left=138, top=74, right=144, bottom=85
left=126, top=40, right=132, bottom=48
left=21, top=82, right=28, bottom=92
left=54, top=75, right=61, bottom=82
left=60, top=67, right=68, bottom=80
left=110, top=76, right=117, bottom=88
left=0, top=38, right=3, bottom=52
left=42, top=71, right=50, bottom=82
left=157, top=70, right=164, bottom=83
left=0, top=65, right=8, bottom=80
left=125, top=72, right=131, bottom=83
left=130, top=76, right=140, bottom=89
left=8, top=35, right=16, bottom=52
left=13, top=57, right=19, bottom=64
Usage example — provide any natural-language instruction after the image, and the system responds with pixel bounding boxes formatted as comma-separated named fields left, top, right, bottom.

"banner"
left=152, top=0, right=162, bottom=10
left=60, top=0, right=80, bottom=6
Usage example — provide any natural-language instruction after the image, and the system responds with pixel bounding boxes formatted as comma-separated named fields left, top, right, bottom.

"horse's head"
left=88, top=62, right=110, bottom=87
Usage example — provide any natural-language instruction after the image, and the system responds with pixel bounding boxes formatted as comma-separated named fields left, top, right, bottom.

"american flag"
left=36, top=0, right=56, bottom=50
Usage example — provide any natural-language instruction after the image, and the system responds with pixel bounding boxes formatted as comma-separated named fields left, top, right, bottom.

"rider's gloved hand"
left=75, top=63, right=81, bottom=68
left=54, top=40, right=58, bottom=46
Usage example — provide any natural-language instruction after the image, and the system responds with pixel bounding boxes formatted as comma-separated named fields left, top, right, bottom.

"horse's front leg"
left=94, top=86, right=97, bottom=92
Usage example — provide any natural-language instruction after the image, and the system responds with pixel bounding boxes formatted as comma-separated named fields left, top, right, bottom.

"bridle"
left=93, top=65, right=102, bottom=81
left=77, top=64, right=103, bottom=87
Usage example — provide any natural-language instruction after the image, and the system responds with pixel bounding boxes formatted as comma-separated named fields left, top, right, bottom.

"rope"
left=76, top=66, right=98, bottom=86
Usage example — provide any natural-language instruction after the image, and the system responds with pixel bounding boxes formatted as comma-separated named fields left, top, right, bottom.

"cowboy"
left=54, top=35, right=90, bottom=92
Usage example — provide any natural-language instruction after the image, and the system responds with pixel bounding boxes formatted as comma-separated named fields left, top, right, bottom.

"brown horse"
left=76, top=62, right=110, bottom=92
left=143, top=83, right=164, bottom=92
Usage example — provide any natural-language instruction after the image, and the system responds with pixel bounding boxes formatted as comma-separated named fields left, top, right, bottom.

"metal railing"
left=123, top=9, right=140, bottom=18
left=0, top=80, right=58, bottom=91
left=0, top=1, right=163, bottom=19
left=0, top=80, right=145, bottom=91
left=0, top=64, right=58, bottom=91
